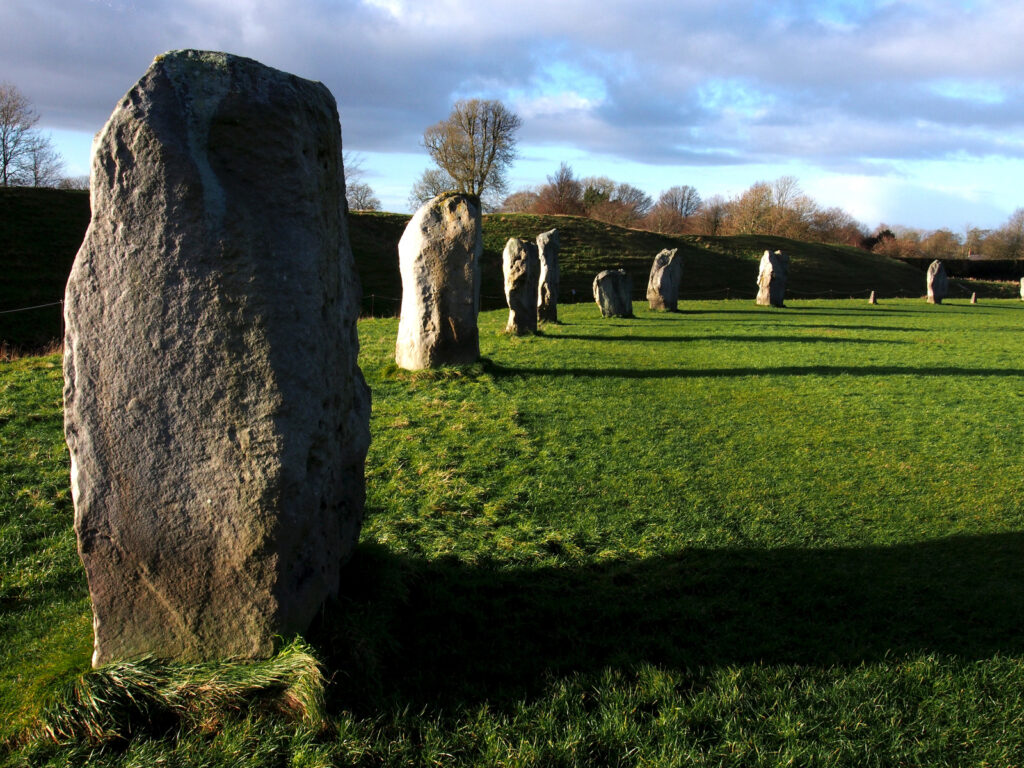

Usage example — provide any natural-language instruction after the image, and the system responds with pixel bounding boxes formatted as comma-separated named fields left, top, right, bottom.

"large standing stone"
left=1019, top=276, right=1023, bottom=300
left=646, top=248, right=683, bottom=311
left=63, top=50, right=370, bottom=665
left=926, top=260, right=948, bottom=304
left=395, top=193, right=482, bottom=368
left=503, top=237, right=539, bottom=334
left=536, top=228, right=560, bottom=323
left=593, top=269, right=633, bottom=317
left=756, top=250, right=789, bottom=307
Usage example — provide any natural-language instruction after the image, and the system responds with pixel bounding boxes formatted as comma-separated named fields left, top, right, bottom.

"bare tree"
left=500, top=189, right=539, bottom=213
left=657, top=185, right=702, bottom=218
left=347, top=181, right=381, bottom=211
left=534, top=162, right=584, bottom=216
left=422, top=98, right=521, bottom=201
left=408, top=167, right=456, bottom=210
left=58, top=175, right=90, bottom=190
left=694, top=194, right=728, bottom=236
left=0, top=82, right=40, bottom=186
left=20, top=133, right=64, bottom=187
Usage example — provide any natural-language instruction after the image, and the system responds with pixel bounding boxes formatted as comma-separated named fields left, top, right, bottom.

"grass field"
left=3, top=298, right=1024, bottom=766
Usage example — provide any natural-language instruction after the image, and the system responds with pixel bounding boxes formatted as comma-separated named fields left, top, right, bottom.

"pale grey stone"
left=63, top=50, right=370, bottom=665
left=503, top=237, right=539, bottom=334
left=646, top=248, right=682, bottom=311
left=593, top=269, right=633, bottom=317
left=926, top=260, right=948, bottom=304
left=756, top=250, right=788, bottom=307
left=971, top=292, right=977, bottom=304
left=395, top=193, right=482, bottom=368
left=536, top=228, right=559, bottom=323
left=869, top=290, right=877, bottom=304
left=1019, top=277, right=1023, bottom=300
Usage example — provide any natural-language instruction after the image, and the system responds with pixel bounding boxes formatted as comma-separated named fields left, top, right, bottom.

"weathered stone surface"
left=63, top=50, right=370, bottom=665
left=868, top=290, right=877, bottom=304
left=593, top=269, right=633, bottom=317
left=756, top=250, right=788, bottom=307
left=536, top=228, right=560, bottom=323
left=395, top=193, right=482, bottom=368
left=926, top=260, right=948, bottom=304
left=503, top=237, right=539, bottom=334
left=646, top=248, right=683, bottom=311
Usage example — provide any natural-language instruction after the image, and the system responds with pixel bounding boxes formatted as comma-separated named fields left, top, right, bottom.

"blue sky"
left=4, top=0, right=1024, bottom=231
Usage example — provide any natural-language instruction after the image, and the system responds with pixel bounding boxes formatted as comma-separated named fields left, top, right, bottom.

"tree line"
left=8, top=83, right=1024, bottom=260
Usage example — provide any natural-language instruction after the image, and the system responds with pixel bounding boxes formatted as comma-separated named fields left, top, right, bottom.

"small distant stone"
left=593, top=269, right=633, bottom=317
left=926, top=260, right=948, bottom=304
left=1019, top=277, right=1023, bottom=300
left=971, top=292, right=977, bottom=304
left=647, top=248, right=683, bottom=311
left=503, top=237, right=539, bottom=335
left=536, top=228, right=560, bottom=323
left=395, top=193, right=482, bottom=369
left=868, top=290, right=877, bottom=304
left=756, top=250, right=788, bottom=307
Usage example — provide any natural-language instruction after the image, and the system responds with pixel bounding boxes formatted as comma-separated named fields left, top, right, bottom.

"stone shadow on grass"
left=547, top=334, right=906, bottom=345
left=479, top=360, right=1024, bottom=380
left=313, top=534, right=1024, bottom=713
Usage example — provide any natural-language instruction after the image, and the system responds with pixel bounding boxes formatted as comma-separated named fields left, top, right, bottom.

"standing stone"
left=971, top=292, right=978, bottom=304
left=503, top=237, right=539, bottom=334
left=1019, top=277, right=1023, bottom=299
left=755, top=250, right=788, bottom=307
left=646, top=248, right=683, bottom=311
left=395, top=193, right=482, bottom=368
left=593, top=269, right=633, bottom=317
left=536, top=228, right=560, bottom=323
left=63, top=50, right=370, bottom=665
left=926, top=260, right=948, bottom=304
left=868, top=290, right=877, bottom=304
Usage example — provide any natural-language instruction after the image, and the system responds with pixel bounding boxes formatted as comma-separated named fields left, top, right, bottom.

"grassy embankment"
left=4, top=298, right=1024, bottom=766
left=4, top=188, right=1017, bottom=352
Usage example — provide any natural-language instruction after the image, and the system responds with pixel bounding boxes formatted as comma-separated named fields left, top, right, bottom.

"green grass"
left=3, top=299, right=1024, bottom=766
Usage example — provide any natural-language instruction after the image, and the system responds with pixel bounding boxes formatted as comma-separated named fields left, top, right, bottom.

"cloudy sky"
left=4, top=0, right=1024, bottom=230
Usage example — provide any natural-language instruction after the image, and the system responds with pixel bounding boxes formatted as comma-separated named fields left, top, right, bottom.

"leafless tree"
left=500, top=189, right=539, bottom=213
left=422, top=98, right=522, bottom=200
left=20, top=133, right=64, bottom=187
left=657, top=185, right=702, bottom=218
left=534, top=162, right=584, bottom=216
left=408, top=167, right=456, bottom=211
left=1, top=82, right=41, bottom=186
left=347, top=181, right=381, bottom=211
left=57, top=175, right=90, bottom=190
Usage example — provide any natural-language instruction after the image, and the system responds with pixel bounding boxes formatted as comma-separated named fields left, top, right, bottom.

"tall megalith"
left=926, top=260, right=948, bottom=304
left=503, top=237, right=539, bottom=334
left=593, top=269, right=633, bottom=317
left=756, top=250, right=789, bottom=307
left=646, top=248, right=683, bottom=311
left=395, top=193, right=482, bottom=368
left=1020, top=276, right=1024, bottom=300
left=63, top=51, right=371, bottom=665
left=536, top=228, right=560, bottom=323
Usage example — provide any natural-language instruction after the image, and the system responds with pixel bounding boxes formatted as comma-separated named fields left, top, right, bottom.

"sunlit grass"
left=4, top=298, right=1024, bottom=766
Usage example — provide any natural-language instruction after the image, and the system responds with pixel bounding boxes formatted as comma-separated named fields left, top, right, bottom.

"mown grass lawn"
left=3, top=298, right=1024, bottom=766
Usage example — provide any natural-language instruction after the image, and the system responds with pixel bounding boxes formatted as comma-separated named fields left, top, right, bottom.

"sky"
left=4, top=0, right=1024, bottom=231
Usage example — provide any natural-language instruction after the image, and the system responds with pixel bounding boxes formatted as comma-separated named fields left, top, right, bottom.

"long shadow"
left=480, top=360, right=1024, bottom=380
left=313, top=533, right=1024, bottom=712
left=549, top=333, right=906, bottom=345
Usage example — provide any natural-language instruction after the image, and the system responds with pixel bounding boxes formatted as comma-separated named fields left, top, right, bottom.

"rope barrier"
left=0, top=300, right=63, bottom=315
